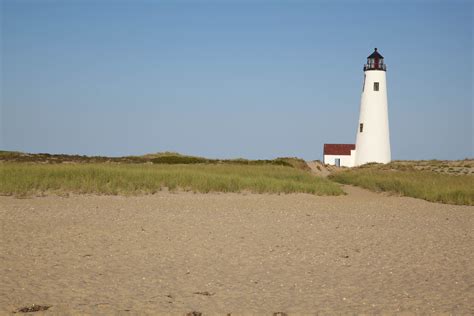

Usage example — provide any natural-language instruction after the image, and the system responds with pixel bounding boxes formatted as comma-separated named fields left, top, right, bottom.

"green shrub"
left=151, top=155, right=210, bottom=164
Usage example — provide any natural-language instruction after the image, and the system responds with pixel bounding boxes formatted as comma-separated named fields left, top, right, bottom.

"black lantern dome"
left=364, top=48, right=386, bottom=71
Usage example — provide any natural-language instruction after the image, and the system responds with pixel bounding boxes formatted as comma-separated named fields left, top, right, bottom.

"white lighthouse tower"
left=354, top=48, right=391, bottom=166
left=323, top=48, right=391, bottom=167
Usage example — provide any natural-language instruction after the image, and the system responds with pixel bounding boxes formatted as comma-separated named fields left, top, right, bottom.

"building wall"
left=324, top=149, right=356, bottom=167
left=355, top=70, right=391, bottom=166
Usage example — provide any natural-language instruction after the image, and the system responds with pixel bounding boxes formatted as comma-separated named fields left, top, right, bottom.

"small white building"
left=323, top=48, right=391, bottom=167
left=323, top=144, right=356, bottom=167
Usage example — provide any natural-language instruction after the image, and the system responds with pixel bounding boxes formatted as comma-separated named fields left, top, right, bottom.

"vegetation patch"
left=330, top=164, right=474, bottom=205
left=376, top=159, right=474, bottom=175
left=0, top=151, right=309, bottom=171
left=0, top=163, right=343, bottom=197
left=15, top=304, right=51, bottom=313
left=151, top=155, right=211, bottom=164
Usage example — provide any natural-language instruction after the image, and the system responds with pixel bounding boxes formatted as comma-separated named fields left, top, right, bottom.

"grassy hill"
left=1, top=151, right=472, bottom=205
left=0, top=151, right=310, bottom=170
left=0, top=151, right=341, bottom=197
left=329, top=161, right=474, bottom=205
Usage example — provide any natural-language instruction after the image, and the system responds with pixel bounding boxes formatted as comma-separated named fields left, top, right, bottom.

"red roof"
left=323, top=144, right=355, bottom=156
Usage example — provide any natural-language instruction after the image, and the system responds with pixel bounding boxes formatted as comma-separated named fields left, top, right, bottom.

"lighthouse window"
left=374, top=82, right=379, bottom=91
left=359, top=123, right=364, bottom=132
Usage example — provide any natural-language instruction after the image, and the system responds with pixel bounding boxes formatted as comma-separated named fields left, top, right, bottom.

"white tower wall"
left=354, top=70, right=391, bottom=165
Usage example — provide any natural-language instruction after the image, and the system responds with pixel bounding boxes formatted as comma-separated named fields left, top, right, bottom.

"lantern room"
left=364, top=48, right=386, bottom=71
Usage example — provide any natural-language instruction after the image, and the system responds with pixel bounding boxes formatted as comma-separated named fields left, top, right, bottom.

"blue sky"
left=1, top=0, right=472, bottom=160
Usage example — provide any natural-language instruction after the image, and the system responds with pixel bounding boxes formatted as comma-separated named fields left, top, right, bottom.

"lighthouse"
left=323, top=48, right=391, bottom=167
left=354, top=48, right=391, bottom=166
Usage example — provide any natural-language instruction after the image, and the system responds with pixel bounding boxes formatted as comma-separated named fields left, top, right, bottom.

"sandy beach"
left=1, top=186, right=473, bottom=314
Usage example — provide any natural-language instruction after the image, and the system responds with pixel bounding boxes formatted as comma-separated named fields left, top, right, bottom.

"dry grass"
left=0, top=162, right=343, bottom=197
left=0, top=151, right=310, bottom=171
left=385, top=160, right=474, bottom=175
left=329, top=163, right=474, bottom=205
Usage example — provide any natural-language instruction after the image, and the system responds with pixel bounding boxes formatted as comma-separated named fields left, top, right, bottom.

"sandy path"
left=305, top=161, right=331, bottom=177
left=1, top=187, right=473, bottom=314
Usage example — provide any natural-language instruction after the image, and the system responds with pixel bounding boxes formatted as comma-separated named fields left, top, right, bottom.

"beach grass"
left=329, top=166, right=474, bottom=205
left=0, top=151, right=311, bottom=171
left=0, top=162, right=343, bottom=197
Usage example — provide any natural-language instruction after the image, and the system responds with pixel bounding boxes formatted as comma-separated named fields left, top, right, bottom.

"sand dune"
left=1, top=186, right=473, bottom=314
